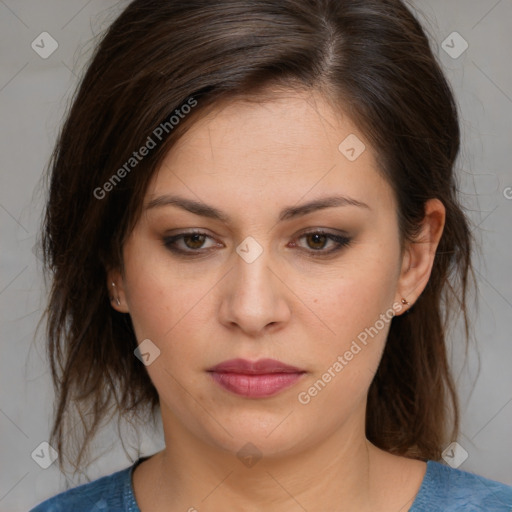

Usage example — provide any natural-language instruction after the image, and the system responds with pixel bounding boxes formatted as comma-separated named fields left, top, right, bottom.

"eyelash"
left=162, top=230, right=352, bottom=258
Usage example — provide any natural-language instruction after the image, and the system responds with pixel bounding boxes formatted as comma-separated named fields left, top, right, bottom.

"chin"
left=197, top=409, right=311, bottom=460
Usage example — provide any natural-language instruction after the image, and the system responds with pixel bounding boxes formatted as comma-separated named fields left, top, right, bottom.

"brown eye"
left=182, top=233, right=207, bottom=250
left=163, top=231, right=219, bottom=255
left=295, top=231, right=352, bottom=255
left=305, top=233, right=329, bottom=250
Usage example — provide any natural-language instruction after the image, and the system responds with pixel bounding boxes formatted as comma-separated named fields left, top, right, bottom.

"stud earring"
left=400, top=297, right=412, bottom=315
left=111, top=281, right=121, bottom=306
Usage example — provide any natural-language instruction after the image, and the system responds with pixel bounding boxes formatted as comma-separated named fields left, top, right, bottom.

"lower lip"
left=209, top=372, right=304, bottom=398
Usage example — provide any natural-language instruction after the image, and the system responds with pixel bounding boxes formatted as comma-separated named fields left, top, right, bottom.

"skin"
left=108, top=88, right=445, bottom=512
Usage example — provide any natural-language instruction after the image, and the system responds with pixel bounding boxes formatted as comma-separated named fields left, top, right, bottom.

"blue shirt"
left=29, top=458, right=512, bottom=511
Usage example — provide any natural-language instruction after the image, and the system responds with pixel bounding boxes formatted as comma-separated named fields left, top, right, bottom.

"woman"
left=30, top=0, right=512, bottom=510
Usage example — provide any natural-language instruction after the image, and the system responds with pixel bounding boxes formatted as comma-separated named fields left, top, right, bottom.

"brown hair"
left=39, top=0, right=475, bottom=475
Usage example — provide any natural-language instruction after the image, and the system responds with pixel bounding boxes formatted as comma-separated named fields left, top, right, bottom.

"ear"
left=394, top=198, right=446, bottom=315
left=106, top=267, right=130, bottom=313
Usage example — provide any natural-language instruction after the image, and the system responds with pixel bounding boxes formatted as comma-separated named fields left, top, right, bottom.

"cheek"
left=313, top=258, right=398, bottom=339
left=297, top=282, right=393, bottom=419
left=123, top=261, right=221, bottom=380
left=126, top=277, right=198, bottom=344
left=301, top=252, right=399, bottom=397
left=121, top=237, right=195, bottom=338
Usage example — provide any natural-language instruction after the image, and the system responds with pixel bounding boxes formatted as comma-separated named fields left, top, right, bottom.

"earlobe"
left=395, top=198, right=446, bottom=314
left=110, top=281, right=121, bottom=306
left=106, top=269, right=130, bottom=313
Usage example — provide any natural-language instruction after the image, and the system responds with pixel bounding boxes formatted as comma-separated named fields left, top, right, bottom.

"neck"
left=152, top=405, right=380, bottom=511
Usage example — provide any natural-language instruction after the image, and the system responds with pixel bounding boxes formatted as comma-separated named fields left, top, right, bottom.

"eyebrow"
left=144, top=194, right=370, bottom=222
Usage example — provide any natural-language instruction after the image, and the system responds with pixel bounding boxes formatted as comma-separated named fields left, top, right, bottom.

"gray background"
left=1, top=1, right=511, bottom=510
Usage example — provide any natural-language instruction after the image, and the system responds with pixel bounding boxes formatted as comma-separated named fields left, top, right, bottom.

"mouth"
left=207, top=358, right=307, bottom=398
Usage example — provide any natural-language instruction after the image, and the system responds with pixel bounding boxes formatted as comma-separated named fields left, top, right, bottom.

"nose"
left=218, top=246, right=292, bottom=337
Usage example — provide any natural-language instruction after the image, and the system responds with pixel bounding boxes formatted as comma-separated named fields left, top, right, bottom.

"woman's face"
left=112, top=89, right=418, bottom=458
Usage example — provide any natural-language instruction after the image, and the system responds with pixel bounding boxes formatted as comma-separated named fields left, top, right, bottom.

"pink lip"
left=207, top=358, right=306, bottom=398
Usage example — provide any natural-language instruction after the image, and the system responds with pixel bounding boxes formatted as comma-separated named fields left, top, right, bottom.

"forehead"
left=166, top=89, right=356, bottom=167
left=144, top=88, right=394, bottom=220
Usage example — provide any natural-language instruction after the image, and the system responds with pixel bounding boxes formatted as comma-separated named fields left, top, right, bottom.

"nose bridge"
left=221, top=236, right=290, bottom=333
left=233, top=239, right=276, bottom=308
left=235, top=245, right=272, bottom=298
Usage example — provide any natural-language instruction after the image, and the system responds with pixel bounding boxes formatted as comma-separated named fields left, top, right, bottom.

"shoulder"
left=28, top=464, right=137, bottom=512
left=412, top=460, right=512, bottom=511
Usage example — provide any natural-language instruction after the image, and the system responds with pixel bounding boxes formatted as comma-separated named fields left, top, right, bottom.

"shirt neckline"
left=124, top=456, right=150, bottom=512
left=124, top=456, right=437, bottom=511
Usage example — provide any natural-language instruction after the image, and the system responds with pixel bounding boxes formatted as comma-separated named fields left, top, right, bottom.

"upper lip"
left=208, top=358, right=305, bottom=374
